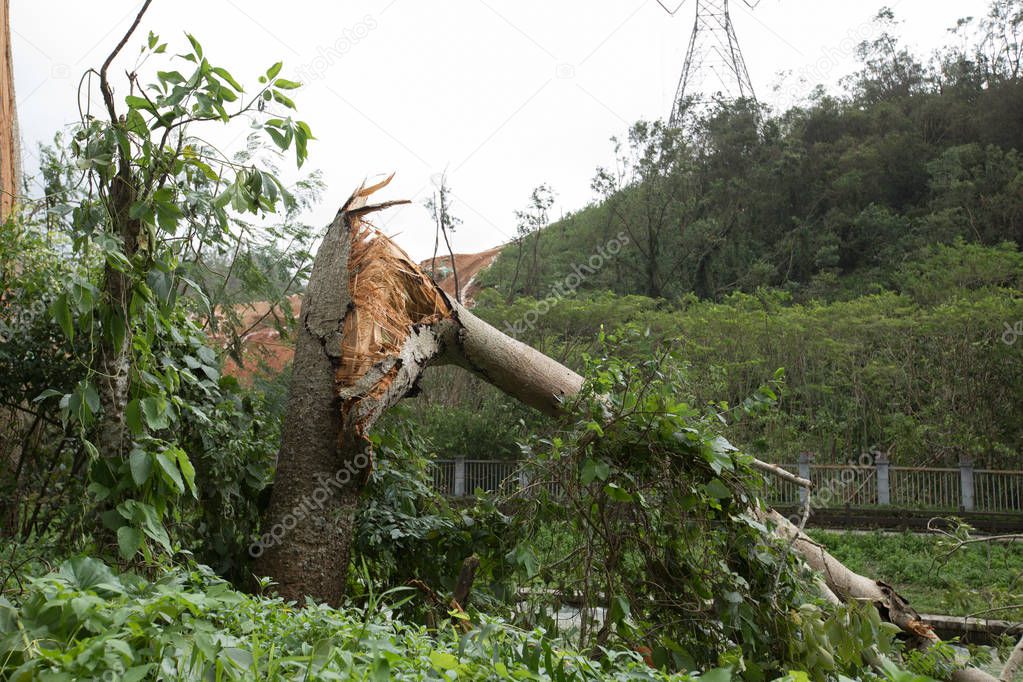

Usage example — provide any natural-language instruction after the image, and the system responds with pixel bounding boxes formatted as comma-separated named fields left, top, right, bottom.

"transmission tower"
left=662, top=0, right=762, bottom=125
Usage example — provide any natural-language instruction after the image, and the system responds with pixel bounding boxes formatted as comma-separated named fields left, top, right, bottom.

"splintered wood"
left=336, top=179, right=452, bottom=401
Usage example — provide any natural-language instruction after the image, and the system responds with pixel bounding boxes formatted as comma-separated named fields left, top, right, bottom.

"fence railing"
left=430, top=454, right=1023, bottom=513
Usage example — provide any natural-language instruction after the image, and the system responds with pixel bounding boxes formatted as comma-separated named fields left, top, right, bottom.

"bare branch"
left=99, top=0, right=154, bottom=125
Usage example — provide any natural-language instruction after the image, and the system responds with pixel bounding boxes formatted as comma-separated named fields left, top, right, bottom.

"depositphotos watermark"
left=773, top=21, right=875, bottom=106
left=503, top=231, right=630, bottom=337
left=248, top=452, right=370, bottom=558
left=293, top=16, right=379, bottom=84
left=0, top=291, right=50, bottom=344
left=786, top=453, right=876, bottom=526
left=1003, top=321, right=1022, bottom=346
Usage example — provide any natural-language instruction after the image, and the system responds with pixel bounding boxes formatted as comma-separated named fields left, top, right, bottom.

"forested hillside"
left=480, top=8, right=1023, bottom=302
left=405, top=8, right=1023, bottom=468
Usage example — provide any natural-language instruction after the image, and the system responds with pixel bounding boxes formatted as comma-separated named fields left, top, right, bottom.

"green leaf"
left=33, top=388, right=64, bottom=403
left=119, top=501, right=172, bottom=553
left=50, top=293, right=73, bottom=341
left=141, top=396, right=170, bottom=430
left=271, top=89, right=296, bottom=109
left=273, top=78, right=302, bottom=90
left=212, top=66, right=244, bottom=92
left=156, top=451, right=185, bottom=494
left=265, top=127, right=289, bottom=150
left=124, top=95, right=154, bottom=111
left=104, top=308, right=127, bottom=353
left=121, top=665, right=154, bottom=682
left=510, top=545, right=539, bottom=578
left=157, top=69, right=185, bottom=85
left=603, top=483, right=634, bottom=502
left=699, top=668, right=734, bottom=682
left=186, top=32, right=204, bottom=59
left=581, top=458, right=610, bottom=485
left=175, top=448, right=198, bottom=498
left=703, top=478, right=732, bottom=500
left=609, top=595, right=631, bottom=624
left=265, top=61, right=283, bottom=80
left=429, top=651, right=460, bottom=672
left=58, top=557, right=124, bottom=594
left=125, top=399, right=144, bottom=436
left=129, top=447, right=152, bottom=486
left=117, top=526, right=144, bottom=559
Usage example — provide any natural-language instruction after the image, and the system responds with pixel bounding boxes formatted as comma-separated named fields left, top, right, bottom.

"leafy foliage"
left=503, top=330, right=911, bottom=679
left=0, top=558, right=680, bottom=681
left=1, top=27, right=314, bottom=568
left=466, top=260, right=1023, bottom=469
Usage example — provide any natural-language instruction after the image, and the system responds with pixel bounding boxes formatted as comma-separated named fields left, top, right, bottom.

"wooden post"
left=875, top=452, right=890, bottom=506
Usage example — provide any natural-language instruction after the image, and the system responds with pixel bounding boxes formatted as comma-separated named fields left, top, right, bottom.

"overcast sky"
left=10, top=0, right=990, bottom=260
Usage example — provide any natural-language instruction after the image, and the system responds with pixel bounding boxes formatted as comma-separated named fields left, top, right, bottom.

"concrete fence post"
left=959, top=457, right=975, bottom=512
left=875, top=452, right=891, bottom=506
left=798, top=452, right=812, bottom=505
left=454, top=457, right=466, bottom=498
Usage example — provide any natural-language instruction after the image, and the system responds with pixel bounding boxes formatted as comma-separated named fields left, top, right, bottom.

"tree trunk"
left=93, top=1, right=151, bottom=467
left=767, top=510, right=996, bottom=682
left=0, top=0, right=20, bottom=220
left=255, top=181, right=996, bottom=679
left=254, top=178, right=580, bottom=604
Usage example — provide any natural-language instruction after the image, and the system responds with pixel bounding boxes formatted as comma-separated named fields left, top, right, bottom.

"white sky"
left=10, top=0, right=990, bottom=261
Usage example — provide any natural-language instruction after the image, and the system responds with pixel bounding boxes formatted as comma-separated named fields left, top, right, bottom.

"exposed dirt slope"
left=208, top=295, right=301, bottom=383
left=420, top=245, right=504, bottom=303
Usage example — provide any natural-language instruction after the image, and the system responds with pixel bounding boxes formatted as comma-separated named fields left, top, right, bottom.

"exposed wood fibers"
left=334, top=177, right=453, bottom=446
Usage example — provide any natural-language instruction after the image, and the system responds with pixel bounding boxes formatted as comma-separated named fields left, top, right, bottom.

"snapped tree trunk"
left=255, top=180, right=996, bottom=680
left=254, top=178, right=581, bottom=604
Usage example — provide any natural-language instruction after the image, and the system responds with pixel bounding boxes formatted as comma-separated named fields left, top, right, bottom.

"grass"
left=808, top=529, right=1023, bottom=618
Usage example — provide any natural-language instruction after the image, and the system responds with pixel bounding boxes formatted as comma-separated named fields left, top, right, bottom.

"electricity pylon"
left=660, top=0, right=762, bottom=126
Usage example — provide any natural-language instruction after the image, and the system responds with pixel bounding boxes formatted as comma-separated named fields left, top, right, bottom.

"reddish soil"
left=420, top=245, right=504, bottom=304
left=208, top=295, right=301, bottom=384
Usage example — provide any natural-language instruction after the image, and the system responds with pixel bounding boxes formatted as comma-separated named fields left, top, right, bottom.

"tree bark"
left=93, top=0, right=151, bottom=466
left=0, top=0, right=20, bottom=220
left=1001, top=634, right=1023, bottom=682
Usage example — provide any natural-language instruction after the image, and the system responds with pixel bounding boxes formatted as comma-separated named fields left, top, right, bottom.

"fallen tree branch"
left=766, top=510, right=997, bottom=682
left=752, top=459, right=811, bottom=489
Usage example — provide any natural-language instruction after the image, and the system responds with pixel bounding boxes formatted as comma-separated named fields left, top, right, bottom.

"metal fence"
left=431, top=458, right=524, bottom=497
left=431, top=455, right=1023, bottom=513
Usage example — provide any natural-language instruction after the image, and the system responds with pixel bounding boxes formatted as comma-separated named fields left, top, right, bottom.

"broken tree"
left=254, top=178, right=995, bottom=681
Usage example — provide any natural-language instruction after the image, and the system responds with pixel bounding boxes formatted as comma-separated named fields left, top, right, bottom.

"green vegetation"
left=0, top=558, right=676, bottom=681
left=808, top=530, right=1023, bottom=619
left=412, top=5, right=1023, bottom=469
left=410, top=261, right=1023, bottom=468
left=2, top=1, right=1023, bottom=680
left=479, top=15, right=1023, bottom=303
